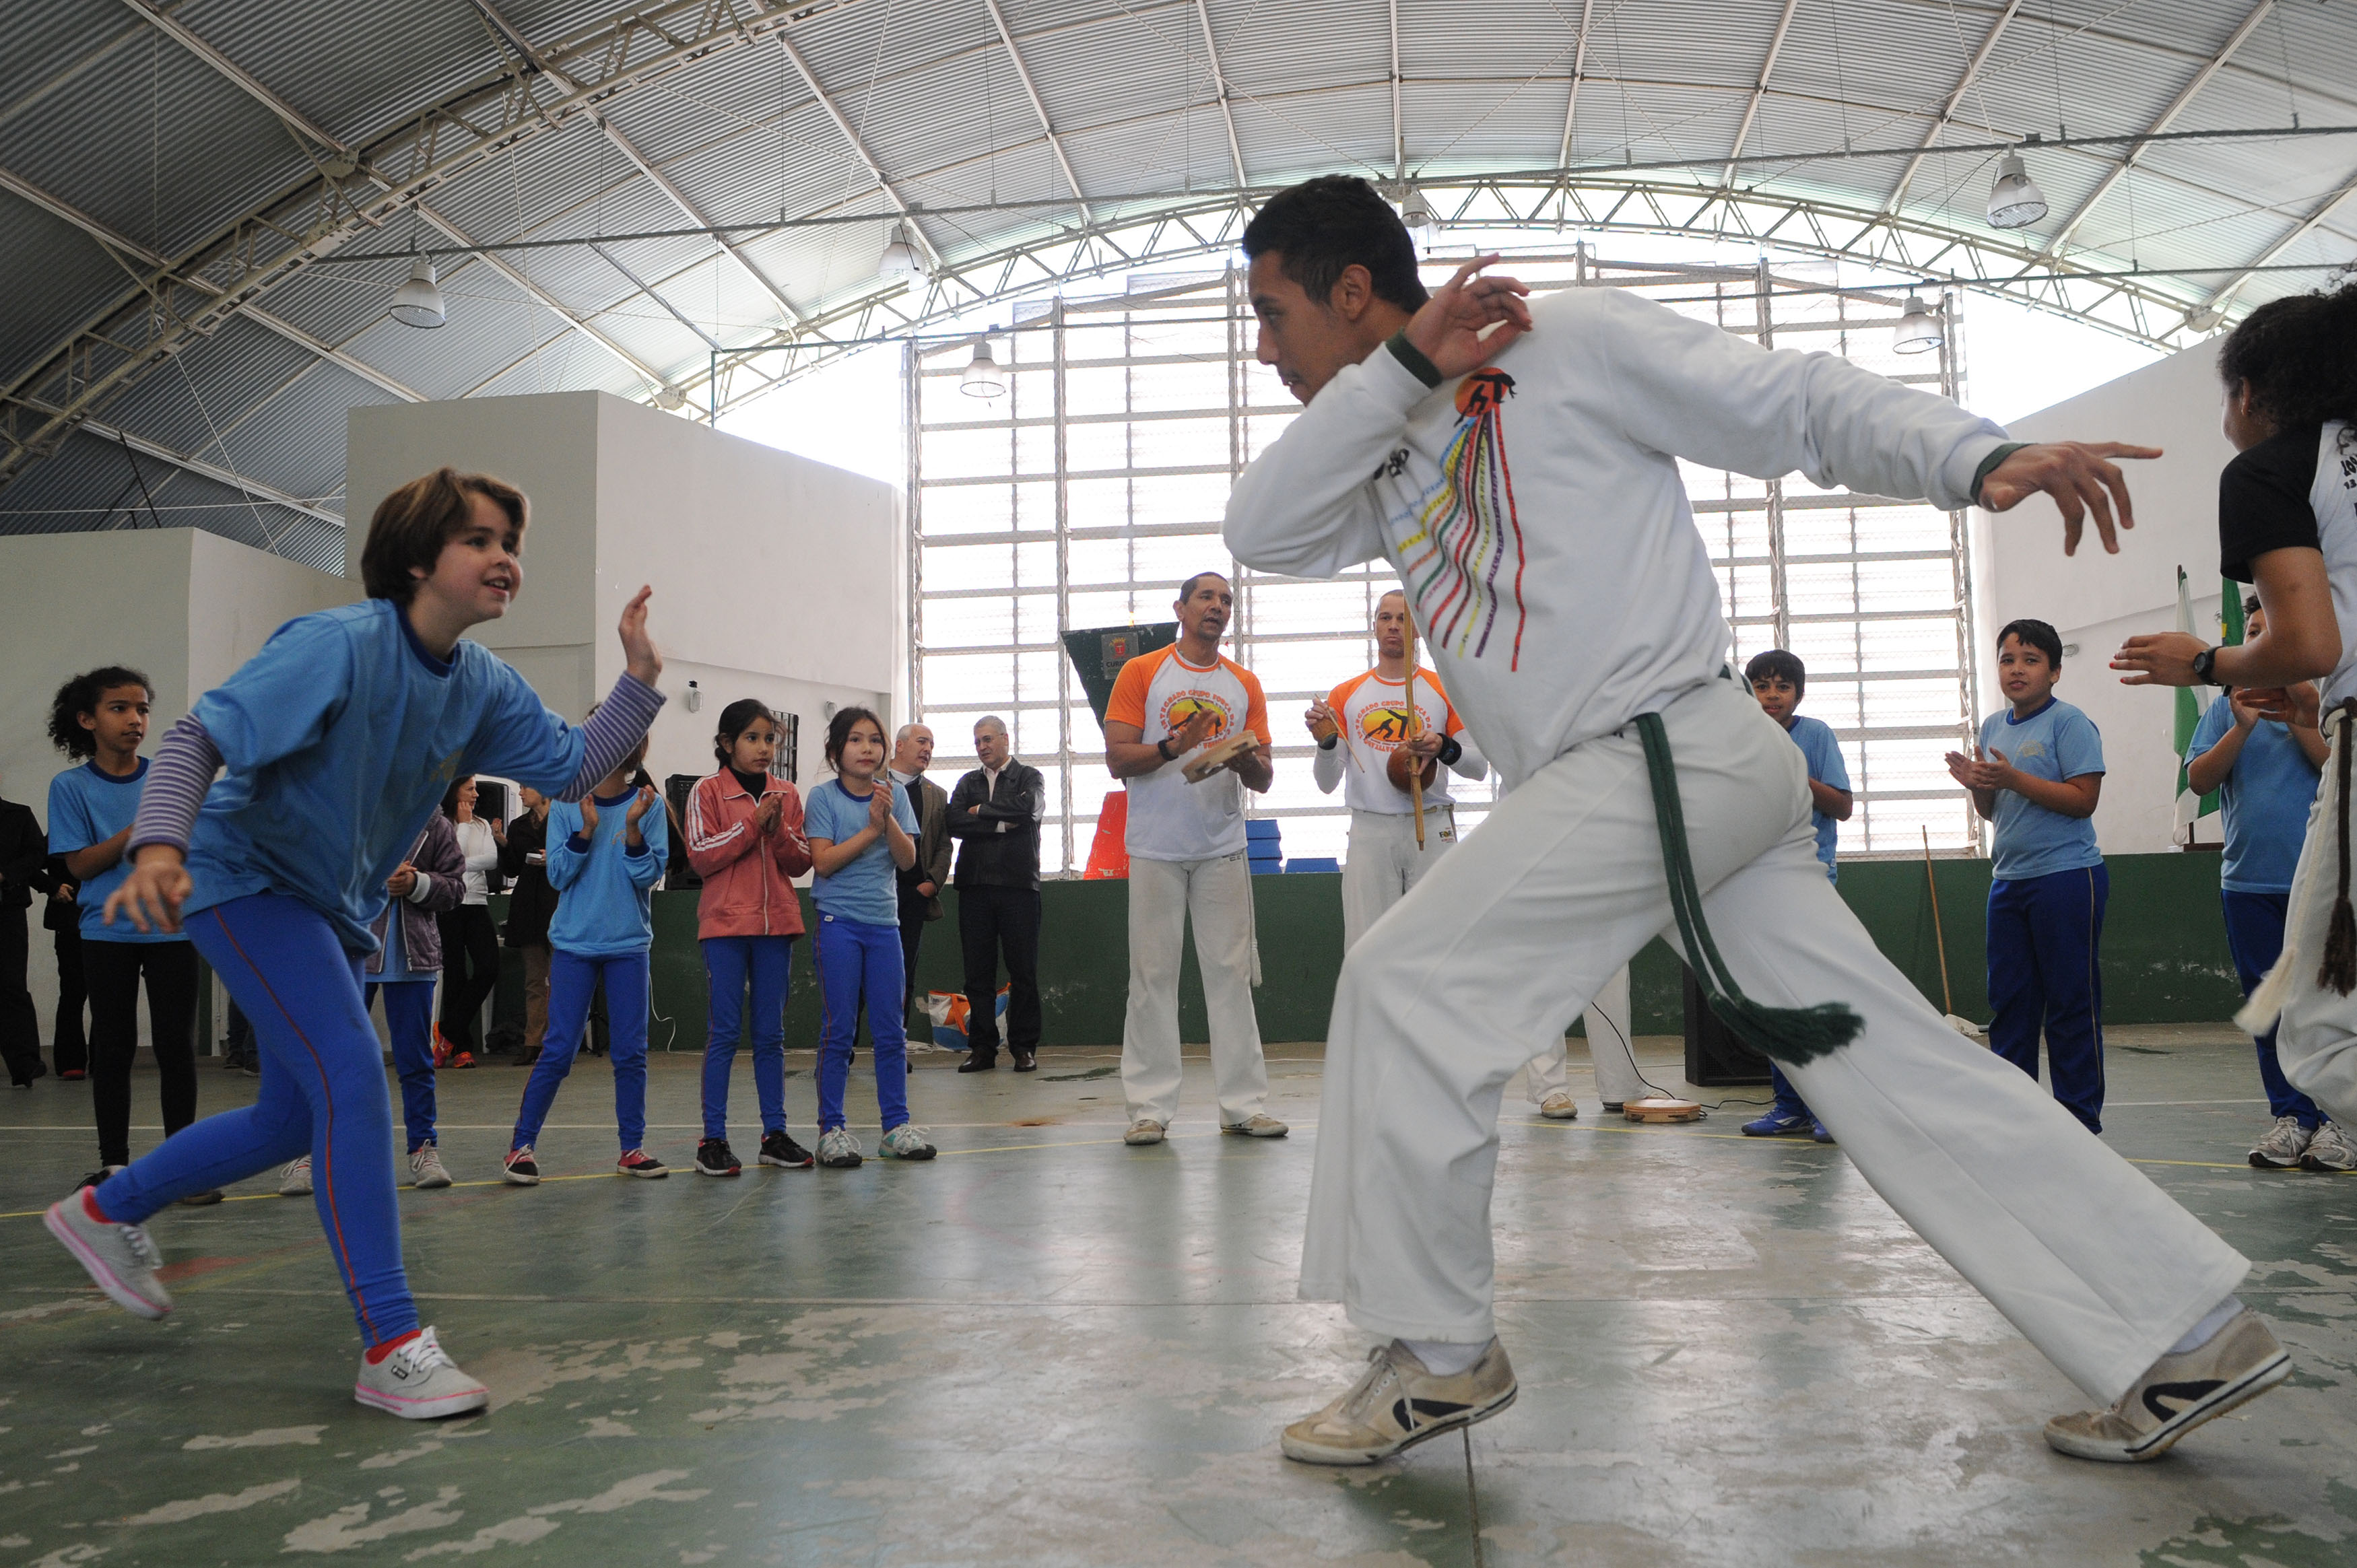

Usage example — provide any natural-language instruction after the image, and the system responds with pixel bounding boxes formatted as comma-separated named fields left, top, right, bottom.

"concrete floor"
left=1, top=1025, right=2352, bottom=1567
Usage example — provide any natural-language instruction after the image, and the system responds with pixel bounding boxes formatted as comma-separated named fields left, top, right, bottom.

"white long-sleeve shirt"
left=1311, top=667, right=1488, bottom=813
left=1224, top=285, right=2007, bottom=791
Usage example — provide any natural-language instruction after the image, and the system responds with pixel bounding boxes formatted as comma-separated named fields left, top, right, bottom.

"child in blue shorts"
left=44, top=467, right=665, bottom=1419
left=504, top=727, right=669, bottom=1184
left=805, top=707, right=935, bottom=1168
left=1948, top=618, right=2109, bottom=1133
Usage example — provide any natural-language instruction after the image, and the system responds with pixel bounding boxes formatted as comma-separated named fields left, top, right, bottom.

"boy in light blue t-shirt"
left=1737, top=650, right=1852, bottom=1143
left=1947, top=618, right=2109, bottom=1133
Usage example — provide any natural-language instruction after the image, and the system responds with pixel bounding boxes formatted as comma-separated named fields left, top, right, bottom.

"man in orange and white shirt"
left=1103, top=572, right=1285, bottom=1146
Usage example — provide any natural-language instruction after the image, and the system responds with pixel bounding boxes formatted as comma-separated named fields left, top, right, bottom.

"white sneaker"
left=2249, top=1116, right=2314, bottom=1169
left=279, top=1156, right=312, bottom=1197
left=44, top=1190, right=172, bottom=1320
left=353, top=1326, right=490, bottom=1419
left=2301, top=1121, right=2356, bottom=1172
left=1538, top=1092, right=1580, bottom=1120
left=878, top=1124, right=936, bottom=1161
left=1282, top=1340, right=1519, bottom=1464
left=1221, top=1114, right=1288, bottom=1138
left=816, top=1127, right=863, bottom=1168
left=2045, top=1309, right=2289, bottom=1461
left=408, top=1145, right=453, bottom=1189
left=1123, top=1119, right=1166, bottom=1146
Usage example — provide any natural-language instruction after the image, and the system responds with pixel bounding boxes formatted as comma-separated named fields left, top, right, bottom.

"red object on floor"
left=1083, top=791, right=1129, bottom=879
left=59, top=1069, right=86, bottom=1081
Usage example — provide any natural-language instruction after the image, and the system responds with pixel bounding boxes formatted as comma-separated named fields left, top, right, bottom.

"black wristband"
left=1437, top=735, right=1462, bottom=767
left=1156, top=737, right=1174, bottom=761
left=2191, top=646, right=2220, bottom=686
left=1385, top=331, right=1442, bottom=389
left=1970, top=442, right=2030, bottom=506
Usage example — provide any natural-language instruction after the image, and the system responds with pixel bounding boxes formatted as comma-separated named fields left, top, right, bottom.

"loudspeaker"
left=1682, top=963, right=1772, bottom=1086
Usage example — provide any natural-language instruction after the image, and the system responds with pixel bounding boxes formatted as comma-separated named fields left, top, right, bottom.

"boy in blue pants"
left=2182, top=595, right=2341, bottom=1169
left=48, top=466, right=665, bottom=1417
left=1738, top=650, right=1852, bottom=1144
left=1948, top=619, right=2110, bottom=1133
left=505, top=730, right=669, bottom=1183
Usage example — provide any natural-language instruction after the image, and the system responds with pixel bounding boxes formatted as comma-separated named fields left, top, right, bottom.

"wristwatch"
left=2191, top=646, right=2220, bottom=686
left=1155, top=736, right=1175, bottom=761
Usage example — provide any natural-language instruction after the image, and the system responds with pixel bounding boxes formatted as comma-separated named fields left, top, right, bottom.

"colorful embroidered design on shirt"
left=1160, top=691, right=1236, bottom=740
left=1398, top=368, right=1529, bottom=671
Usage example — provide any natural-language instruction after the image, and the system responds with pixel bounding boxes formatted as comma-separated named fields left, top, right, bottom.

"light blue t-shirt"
left=806, top=776, right=921, bottom=927
left=47, top=759, right=184, bottom=945
left=1977, top=696, right=2105, bottom=882
left=546, top=789, right=667, bottom=957
left=1782, top=713, right=1851, bottom=878
left=185, top=599, right=595, bottom=955
left=2186, top=697, right=2320, bottom=893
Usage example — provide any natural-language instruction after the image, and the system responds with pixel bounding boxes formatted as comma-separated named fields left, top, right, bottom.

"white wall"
left=1969, top=339, right=2237, bottom=855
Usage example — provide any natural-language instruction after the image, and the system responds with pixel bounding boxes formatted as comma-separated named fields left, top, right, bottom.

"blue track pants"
left=701, top=935, right=794, bottom=1141
left=96, top=892, right=417, bottom=1348
left=512, top=949, right=649, bottom=1153
left=368, top=978, right=438, bottom=1153
left=814, top=914, right=908, bottom=1132
left=1987, top=864, right=2109, bottom=1134
left=2220, top=889, right=2323, bottom=1126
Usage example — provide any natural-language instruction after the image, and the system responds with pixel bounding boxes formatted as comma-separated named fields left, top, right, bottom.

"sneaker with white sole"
left=695, top=1138, right=741, bottom=1177
left=279, top=1157, right=312, bottom=1197
left=1538, top=1093, right=1579, bottom=1120
left=2044, top=1308, right=2290, bottom=1462
left=616, top=1149, right=667, bottom=1178
left=1282, top=1339, right=1519, bottom=1465
left=354, top=1326, right=490, bottom=1419
left=2249, top=1116, right=2315, bottom=1170
left=43, top=1189, right=172, bottom=1320
left=2300, top=1121, right=2356, bottom=1173
left=1123, top=1118, right=1166, bottom=1146
left=816, top=1127, right=863, bottom=1168
left=408, top=1145, right=452, bottom=1189
left=878, top=1124, right=936, bottom=1161
left=758, top=1131, right=812, bottom=1169
left=1222, top=1114, right=1288, bottom=1138
left=502, top=1147, right=540, bottom=1186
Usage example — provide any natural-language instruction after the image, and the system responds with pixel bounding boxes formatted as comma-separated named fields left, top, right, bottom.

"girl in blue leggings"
left=803, top=708, right=935, bottom=1167
left=44, top=467, right=665, bottom=1420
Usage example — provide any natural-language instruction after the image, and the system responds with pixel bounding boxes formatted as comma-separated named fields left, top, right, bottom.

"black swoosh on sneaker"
left=1411, top=1398, right=1473, bottom=1421
left=2142, top=1378, right=2226, bottom=1423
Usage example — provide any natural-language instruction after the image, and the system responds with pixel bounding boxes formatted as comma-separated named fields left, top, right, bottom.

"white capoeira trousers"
left=1122, top=850, right=1270, bottom=1127
left=1304, top=677, right=2247, bottom=1402
left=2250, top=709, right=2357, bottom=1126
left=1523, top=966, right=1651, bottom=1107
left=1342, top=806, right=1457, bottom=951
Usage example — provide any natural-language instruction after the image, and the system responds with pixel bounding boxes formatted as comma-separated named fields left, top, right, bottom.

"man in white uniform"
left=1314, top=590, right=1645, bottom=1116
left=1104, top=572, right=1288, bottom=1146
left=1226, top=174, right=2282, bottom=1469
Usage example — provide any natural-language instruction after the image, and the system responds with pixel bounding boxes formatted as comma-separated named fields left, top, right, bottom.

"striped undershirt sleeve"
left=127, top=713, right=224, bottom=857
left=559, top=672, right=666, bottom=802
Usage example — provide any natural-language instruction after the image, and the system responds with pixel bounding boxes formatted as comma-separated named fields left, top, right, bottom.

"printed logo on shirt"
left=432, top=747, right=465, bottom=785
left=1160, top=691, right=1236, bottom=740
left=2012, top=739, right=2048, bottom=760
left=1396, top=367, right=1529, bottom=672
left=1358, top=701, right=1440, bottom=749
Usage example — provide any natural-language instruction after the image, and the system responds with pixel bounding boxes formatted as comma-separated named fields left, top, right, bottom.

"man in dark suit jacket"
left=0, top=791, right=48, bottom=1087
left=890, top=724, right=953, bottom=1023
left=948, top=716, right=1047, bottom=1072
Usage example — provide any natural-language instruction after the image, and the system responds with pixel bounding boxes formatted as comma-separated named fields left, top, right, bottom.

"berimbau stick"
left=1403, top=612, right=1427, bottom=850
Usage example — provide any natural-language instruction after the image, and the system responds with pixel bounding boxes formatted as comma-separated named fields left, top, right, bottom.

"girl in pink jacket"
left=686, top=700, right=814, bottom=1176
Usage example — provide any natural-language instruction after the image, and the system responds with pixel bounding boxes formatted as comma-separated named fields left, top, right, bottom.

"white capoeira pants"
left=2249, top=707, right=2357, bottom=1125
left=1121, top=850, right=1270, bottom=1127
left=1523, top=967, right=1651, bottom=1107
left=1304, top=677, right=2247, bottom=1402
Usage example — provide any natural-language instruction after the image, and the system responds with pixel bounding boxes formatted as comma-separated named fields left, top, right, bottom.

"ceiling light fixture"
left=1986, top=152, right=2049, bottom=230
left=1399, top=184, right=1436, bottom=242
left=1893, top=294, right=1943, bottom=355
left=389, top=252, right=446, bottom=329
left=960, top=339, right=1006, bottom=399
left=878, top=221, right=921, bottom=279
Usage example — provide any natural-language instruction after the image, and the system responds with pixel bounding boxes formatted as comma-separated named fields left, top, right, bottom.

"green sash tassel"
left=1634, top=712, right=1862, bottom=1067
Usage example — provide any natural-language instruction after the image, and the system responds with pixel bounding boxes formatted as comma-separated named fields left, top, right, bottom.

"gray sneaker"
left=816, top=1127, right=863, bottom=1168
left=2045, top=1309, right=2289, bottom=1461
left=1221, top=1114, right=1288, bottom=1138
left=353, top=1326, right=490, bottom=1420
left=1282, top=1340, right=1518, bottom=1464
left=2300, top=1121, right=2356, bottom=1173
left=1538, top=1092, right=1580, bottom=1120
left=878, top=1124, right=936, bottom=1161
left=1123, top=1119, right=1166, bottom=1146
left=2249, top=1116, right=2315, bottom=1169
left=44, top=1191, right=172, bottom=1319
left=408, top=1145, right=453, bottom=1189
left=279, top=1156, right=312, bottom=1197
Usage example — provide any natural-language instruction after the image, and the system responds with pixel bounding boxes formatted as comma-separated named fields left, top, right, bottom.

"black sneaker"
left=11, top=1059, right=49, bottom=1088
left=696, top=1138, right=742, bottom=1178
left=76, top=1165, right=124, bottom=1192
left=758, top=1131, right=814, bottom=1169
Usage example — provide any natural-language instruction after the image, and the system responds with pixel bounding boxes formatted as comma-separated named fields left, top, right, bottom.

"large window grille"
left=908, top=251, right=1980, bottom=875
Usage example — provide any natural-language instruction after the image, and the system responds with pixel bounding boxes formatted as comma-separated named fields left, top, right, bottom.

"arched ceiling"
left=3, top=0, right=2354, bottom=566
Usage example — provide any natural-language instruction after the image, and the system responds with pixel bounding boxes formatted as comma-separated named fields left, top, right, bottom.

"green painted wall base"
left=492, top=851, right=2241, bottom=1050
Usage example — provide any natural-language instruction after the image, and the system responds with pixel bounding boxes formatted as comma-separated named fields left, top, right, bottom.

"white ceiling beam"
left=413, top=205, right=674, bottom=393
left=1389, top=0, right=1403, bottom=184
left=114, top=0, right=352, bottom=154
left=1720, top=0, right=1799, bottom=188
left=2198, top=166, right=2357, bottom=312
left=0, top=16, right=143, bottom=132
left=978, top=0, right=1093, bottom=226
left=1193, top=0, right=1249, bottom=189
left=75, top=417, right=345, bottom=525
left=776, top=29, right=945, bottom=270
left=1881, top=0, right=2023, bottom=217
left=2035, top=0, right=2276, bottom=260
left=1556, top=0, right=1595, bottom=170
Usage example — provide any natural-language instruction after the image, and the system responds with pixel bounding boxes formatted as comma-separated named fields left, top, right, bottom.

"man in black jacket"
left=498, top=786, right=560, bottom=1064
left=0, top=790, right=47, bottom=1087
left=948, top=716, right=1047, bottom=1072
left=890, top=724, right=953, bottom=1025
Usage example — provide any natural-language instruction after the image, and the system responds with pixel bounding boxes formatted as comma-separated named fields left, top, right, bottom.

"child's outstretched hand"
left=104, top=846, right=191, bottom=935
left=617, top=586, right=663, bottom=687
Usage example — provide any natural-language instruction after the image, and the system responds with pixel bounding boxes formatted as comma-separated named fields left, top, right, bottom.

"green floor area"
left=2, top=1029, right=2352, bottom=1565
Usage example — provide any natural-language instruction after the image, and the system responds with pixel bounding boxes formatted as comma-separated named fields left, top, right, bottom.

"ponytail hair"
left=2217, top=279, right=2357, bottom=432
left=712, top=698, right=776, bottom=770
